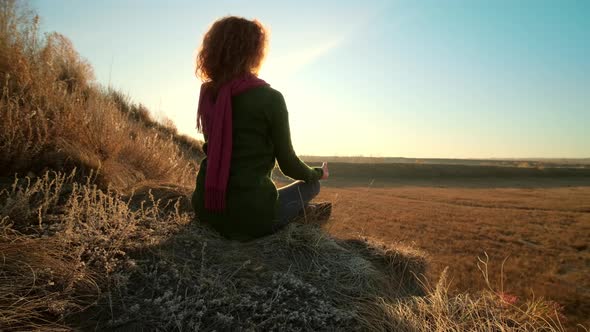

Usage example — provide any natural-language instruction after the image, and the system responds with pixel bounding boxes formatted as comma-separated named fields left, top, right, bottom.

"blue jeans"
left=274, top=179, right=321, bottom=231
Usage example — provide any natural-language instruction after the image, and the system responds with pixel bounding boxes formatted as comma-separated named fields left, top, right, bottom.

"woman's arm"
left=201, top=133, right=208, bottom=154
left=269, top=91, right=323, bottom=182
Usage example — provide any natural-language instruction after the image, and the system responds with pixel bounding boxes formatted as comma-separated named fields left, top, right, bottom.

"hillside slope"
left=0, top=2, right=569, bottom=331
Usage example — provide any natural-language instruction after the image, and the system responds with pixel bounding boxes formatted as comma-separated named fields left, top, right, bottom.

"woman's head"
left=196, top=16, right=268, bottom=88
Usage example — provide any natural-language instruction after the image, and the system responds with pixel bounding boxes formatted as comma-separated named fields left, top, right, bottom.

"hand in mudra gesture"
left=321, top=162, right=329, bottom=180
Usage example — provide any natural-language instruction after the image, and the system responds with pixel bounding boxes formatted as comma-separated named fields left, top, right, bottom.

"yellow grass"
left=317, top=182, right=590, bottom=329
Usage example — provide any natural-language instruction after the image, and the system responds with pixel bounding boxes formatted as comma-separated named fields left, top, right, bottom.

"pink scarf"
left=196, top=74, right=269, bottom=212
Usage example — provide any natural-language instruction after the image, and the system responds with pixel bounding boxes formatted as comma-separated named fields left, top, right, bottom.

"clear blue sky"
left=33, top=0, right=589, bottom=158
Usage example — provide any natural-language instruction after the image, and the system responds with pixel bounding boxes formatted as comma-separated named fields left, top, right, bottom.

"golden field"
left=306, top=176, right=590, bottom=329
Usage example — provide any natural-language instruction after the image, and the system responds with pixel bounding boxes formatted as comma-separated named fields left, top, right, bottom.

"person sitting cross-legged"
left=191, top=16, right=331, bottom=241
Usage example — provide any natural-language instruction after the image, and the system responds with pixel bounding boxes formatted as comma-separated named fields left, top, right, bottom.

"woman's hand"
left=321, top=162, right=329, bottom=180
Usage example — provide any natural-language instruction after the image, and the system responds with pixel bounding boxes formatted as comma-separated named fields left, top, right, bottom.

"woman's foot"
left=298, top=202, right=332, bottom=224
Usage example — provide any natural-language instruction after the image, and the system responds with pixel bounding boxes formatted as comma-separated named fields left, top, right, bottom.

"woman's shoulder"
left=238, top=85, right=285, bottom=107
left=243, top=85, right=283, bottom=98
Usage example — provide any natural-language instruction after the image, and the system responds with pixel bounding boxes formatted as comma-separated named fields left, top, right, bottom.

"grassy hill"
left=0, top=2, right=570, bottom=330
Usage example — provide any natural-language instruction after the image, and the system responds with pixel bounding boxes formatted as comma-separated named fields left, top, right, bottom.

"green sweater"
left=191, top=86, right=323, bottom=240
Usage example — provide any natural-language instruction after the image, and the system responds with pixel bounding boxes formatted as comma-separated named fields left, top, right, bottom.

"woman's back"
left=192, top=85, right=322, bottom=239
left=227, top=86, right=277, bottom=187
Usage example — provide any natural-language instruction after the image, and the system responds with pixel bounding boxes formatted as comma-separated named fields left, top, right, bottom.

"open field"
left=300, top=173, right=590, bottom=329
left=301, top=156, right=590, bottom=168
left=303, top=162, right=590, bottom=184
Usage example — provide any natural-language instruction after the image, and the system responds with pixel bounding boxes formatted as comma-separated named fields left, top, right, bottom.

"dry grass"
left=0, top=1, right=578, bottom=331
left=97, top=220, right=425, bottom=330
left=0, top=0, right=198, bottom=189
left=0, top=171, right=191, bottom=330
left=0, top=172, right=572, bottom=331
left=319, top=182, right=590, bottom=330
left=0, top=234, right=96, bottom=331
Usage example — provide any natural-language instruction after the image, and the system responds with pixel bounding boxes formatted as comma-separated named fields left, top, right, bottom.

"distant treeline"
left=302, top=162, right=590, bottom=180
left=301, top=156, right=590, bottom=169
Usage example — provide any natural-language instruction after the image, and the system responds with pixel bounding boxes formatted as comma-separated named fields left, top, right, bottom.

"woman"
left=191, top=16, right=331, bottom=241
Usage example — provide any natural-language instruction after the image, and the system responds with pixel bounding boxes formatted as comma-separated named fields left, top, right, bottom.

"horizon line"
left=298, top=155, right=590, bottom=161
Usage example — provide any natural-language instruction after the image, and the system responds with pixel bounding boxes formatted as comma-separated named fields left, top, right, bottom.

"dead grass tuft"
left=0, top=233, right=98, bottom=331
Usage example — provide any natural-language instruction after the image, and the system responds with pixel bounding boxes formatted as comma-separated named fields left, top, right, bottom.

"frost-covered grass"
left=0, top=172, right=568, bottom=331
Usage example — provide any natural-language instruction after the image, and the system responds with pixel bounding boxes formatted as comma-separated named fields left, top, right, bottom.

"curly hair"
left=196, top=16, right=268, bottom=94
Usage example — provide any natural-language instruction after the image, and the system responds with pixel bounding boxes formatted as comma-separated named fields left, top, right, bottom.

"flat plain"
left=284, top=163, right=590, bottom=329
